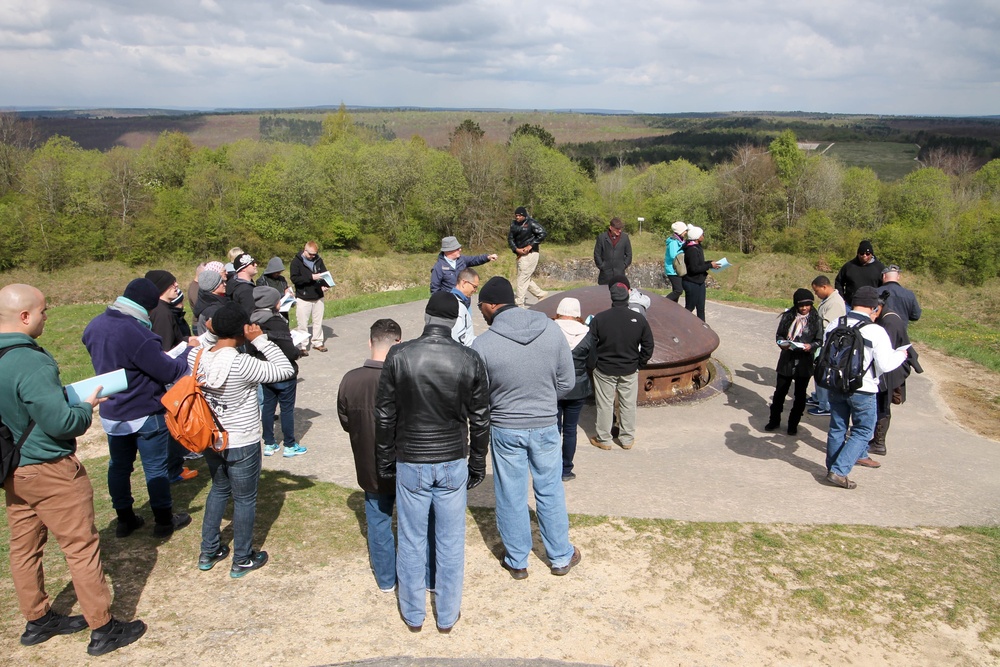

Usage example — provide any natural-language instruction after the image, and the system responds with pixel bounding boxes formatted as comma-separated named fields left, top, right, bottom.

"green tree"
left=510, top=123, right=555, bottom=148
left=140, top=131, right=194, bottom=188
left=712, top=144, right=782, bottom=253
left=319, top=103, right=359, bottom=145
left=769, top=129, right=807, bottom=226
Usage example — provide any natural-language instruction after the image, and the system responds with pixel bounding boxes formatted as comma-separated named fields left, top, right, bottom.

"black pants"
left=682, top=278, right=707, bottom=321
left=769, top=374, right=809, bottom=428
left=666, top=274, right=683, bottom=302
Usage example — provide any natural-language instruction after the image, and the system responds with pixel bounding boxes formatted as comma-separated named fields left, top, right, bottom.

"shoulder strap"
left=0, top=343, right=45, bottom=451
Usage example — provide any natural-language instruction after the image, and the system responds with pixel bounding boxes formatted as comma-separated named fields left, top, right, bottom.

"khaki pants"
left=514, top=252, right=545, bottom=306
left=296, top=297, right=325, bottom=348
left=5, top=456, right=113, bottom=628
left=592, top=369, right=638, bottom=446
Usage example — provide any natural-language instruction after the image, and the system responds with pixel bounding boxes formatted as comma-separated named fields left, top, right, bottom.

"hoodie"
left=471, top=307, right=574, bottom=428
left=187, top=334, right=295, bottom=448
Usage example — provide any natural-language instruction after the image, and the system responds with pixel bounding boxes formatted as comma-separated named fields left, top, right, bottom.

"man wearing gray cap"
left=429, top=236, right=497, bottom=294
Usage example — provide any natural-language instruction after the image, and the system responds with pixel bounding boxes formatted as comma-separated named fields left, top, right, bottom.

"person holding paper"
left=0, top=284, right=147, bottom=657
left=681, top=226, right=721, bottom=322
left=289, top=240, right=331, bottom=353
left=256, top=256, right=294, bottom=323
left=82, top=279, right=193, bottom=539
left=764, top=289, right=823, bottom=436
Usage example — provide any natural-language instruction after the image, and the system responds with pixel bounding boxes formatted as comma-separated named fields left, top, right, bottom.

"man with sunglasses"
left=449, top=268, right=480, bottom=346
left=289, top=241, right=331, bottom=353
left=835, top=240, right=885, bottom=307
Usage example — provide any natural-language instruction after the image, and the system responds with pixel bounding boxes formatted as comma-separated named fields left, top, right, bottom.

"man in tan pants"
left=507, top=206, right=548, bottom=307
left=0, top=284, right=146, bottom=656
left=289, top=241, right=332, bottom=353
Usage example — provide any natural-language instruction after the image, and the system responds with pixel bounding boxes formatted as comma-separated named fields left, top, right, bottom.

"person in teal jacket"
left=0, top=283, right=146, bottom=656
left=663, top=221, right=688, bottom=302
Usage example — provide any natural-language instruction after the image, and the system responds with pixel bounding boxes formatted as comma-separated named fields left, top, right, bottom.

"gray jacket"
left=472, top=307, right=574, bottom=429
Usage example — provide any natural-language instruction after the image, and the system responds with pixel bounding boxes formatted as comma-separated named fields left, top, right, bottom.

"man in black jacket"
left=289, top=241, right=330, bottom=353
left=507, top=206, right=548, bottom=307
left=593, top=217, right=632, bottom=285
left=835, top=240, right=885, bottom=307
left=338, top=319, right=403, bottom=592
left=375, top=293, right=490, bottom=634
left=226, top=253, right=258, bottom=317
left=588, top=276, right=654, bottom=451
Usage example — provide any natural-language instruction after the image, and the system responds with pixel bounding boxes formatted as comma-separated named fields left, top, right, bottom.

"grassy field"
left=824, top=141, right=921, bottom=181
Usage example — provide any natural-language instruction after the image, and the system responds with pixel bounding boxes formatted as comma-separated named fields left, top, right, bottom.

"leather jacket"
left=507, top=216, right=547, bottom=254
left=375, top=324, right=490, bottom=478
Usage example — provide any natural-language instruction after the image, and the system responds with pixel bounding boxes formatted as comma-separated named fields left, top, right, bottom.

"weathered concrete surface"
left=275, top=295, right=999, bottom=528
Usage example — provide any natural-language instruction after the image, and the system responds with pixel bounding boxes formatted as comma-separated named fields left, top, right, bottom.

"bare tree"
left=713, top=144, right=781, bottom=253
left=0, top=112, right=38, bottom=195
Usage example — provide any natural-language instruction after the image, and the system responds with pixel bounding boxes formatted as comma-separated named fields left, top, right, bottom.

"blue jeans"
left=826, top=391, right=877, bottom=477
left=557, top=398, right=586, bottom=476
left=106, top=413, right=173, bottom=510
left=491, top=424, right=574, bottom=570
left=815, top=384, right=830, bottom=412
left=202, top=444, right=262, bottom=562
left=395, top=460, right=466, bottom=629
left=261, top=379, right=297, bottom=448
left=365, top=492, right=397, bottom=590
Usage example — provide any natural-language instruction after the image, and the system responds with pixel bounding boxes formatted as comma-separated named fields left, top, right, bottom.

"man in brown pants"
left=0, top=284, right=146, bottom=657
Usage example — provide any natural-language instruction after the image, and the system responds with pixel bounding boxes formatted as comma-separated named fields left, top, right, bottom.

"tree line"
left=1, top=111, right=999, bottom=285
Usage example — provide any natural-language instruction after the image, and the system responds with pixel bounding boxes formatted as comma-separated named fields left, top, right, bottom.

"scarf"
left=301, top=253, right=317, bottom=272
left=109, top=297, right=152, bottom=329
left=786, top=311, right=809, bottom=342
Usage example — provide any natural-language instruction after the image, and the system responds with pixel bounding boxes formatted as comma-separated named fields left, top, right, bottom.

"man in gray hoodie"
left=472, top=277, right=580, bottom=580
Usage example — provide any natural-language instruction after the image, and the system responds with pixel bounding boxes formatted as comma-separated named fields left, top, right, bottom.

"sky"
left=1, top=0, right=998, bottom=116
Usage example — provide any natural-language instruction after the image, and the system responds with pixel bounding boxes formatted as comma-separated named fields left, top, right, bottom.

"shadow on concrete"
left=724, top=423, right=827, bottom=479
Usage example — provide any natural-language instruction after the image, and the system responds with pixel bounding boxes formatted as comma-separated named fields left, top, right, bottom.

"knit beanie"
left=857, top=240, right=874, bottom=256
left=610, top=286, right=630, bottom=303
left=793, top=288, right=814, bottom=306
left=514, top=206, right=528, bottom=216
left=556, top=298, right=581, bottom=318
left=609, top=275, right=630, bottom=290
left=478, top=276, right=516, bottom=306
left=425, top=291, right=459, bottom=320
left=123, top=278, right=161, bottom=311
left=253, top=286, right=281, bottom=311
left=852, top=285, right=879, bottom=308
left=212, top=302, right=249, bottom=338
left=197, top=270, right=223, bottom=292
left=671, top=221, right=688, bottom=235
left=144, top=270, right=176, bottom=295
left=205, top=261, right=225, bottom=274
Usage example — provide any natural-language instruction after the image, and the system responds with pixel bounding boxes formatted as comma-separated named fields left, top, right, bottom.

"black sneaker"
left=152, top=512, right=192, bottom=538
left=87, top=618, right=147, bottom=656
left=198, top=545, right=231, bottom=571
left=230, top=550, right=268, bottom=579
left=115, top=515, right=145, bottom=538
left=20, top=611, right=88, bottom=646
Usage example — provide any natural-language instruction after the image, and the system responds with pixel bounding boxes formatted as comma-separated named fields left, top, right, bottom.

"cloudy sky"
left=2, top=0, right=997, bottom=115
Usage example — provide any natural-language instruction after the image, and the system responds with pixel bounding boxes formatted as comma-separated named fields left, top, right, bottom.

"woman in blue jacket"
left=663, top=221, right=688, bottom=302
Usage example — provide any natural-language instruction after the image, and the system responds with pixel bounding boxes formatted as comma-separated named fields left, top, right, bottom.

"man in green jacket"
left=0, top=284, right=146, bottom=657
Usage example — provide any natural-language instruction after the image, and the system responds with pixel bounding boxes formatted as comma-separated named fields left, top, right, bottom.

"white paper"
left=278, top=294, right=296, bottom=313
left=290, top=330, right=310, bottom=347
left=318, top=271, right=335, bottom=287
left=711, top=257, right=731, bottom=271
left=166, top=342, right=188, bottom=358
left=65, top=369, right=128, bottom=404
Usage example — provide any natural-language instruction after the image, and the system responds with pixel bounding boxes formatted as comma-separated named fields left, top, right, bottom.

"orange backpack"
left=161, top=349, right=229, bottom=454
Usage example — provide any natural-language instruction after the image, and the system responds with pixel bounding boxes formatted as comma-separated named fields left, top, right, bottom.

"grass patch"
left=825, top=141, right=921, bottom=181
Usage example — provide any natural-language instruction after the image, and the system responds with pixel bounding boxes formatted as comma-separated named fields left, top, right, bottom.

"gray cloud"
left=0, top=0, right=996, bottom=114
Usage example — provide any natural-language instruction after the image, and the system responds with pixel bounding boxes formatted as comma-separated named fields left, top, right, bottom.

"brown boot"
left=868, top=416, right=890, bottom=456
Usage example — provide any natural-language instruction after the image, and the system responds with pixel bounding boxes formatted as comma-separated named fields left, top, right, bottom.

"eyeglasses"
left=463, top=280, right=479, bottom=292
left=861, top=251, right=872, bottom=256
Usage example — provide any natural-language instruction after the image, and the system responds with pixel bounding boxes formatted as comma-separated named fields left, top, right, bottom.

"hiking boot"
left=263, top=443, right=280, bottom=457
left=230, top=550, right=269, bottom=578
left=21, top=611, right=88, bottom=646
left=198, top=545, right=231, bottom=571
left=589, top=436, right=611, bottom=450
left=825, top=472, right=857, bottom=489
left=550, top=547, right=582, bottom=576
left=115, top=515, right=145, bottom=538
left=87, top=618, right=147, bottom=657
left=152, top=513, right=192, bottom=538
left=283, top=443, right=307, bottom=457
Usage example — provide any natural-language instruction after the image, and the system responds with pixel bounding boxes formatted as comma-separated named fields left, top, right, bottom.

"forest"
left=1, top=108, right=999, bottom=286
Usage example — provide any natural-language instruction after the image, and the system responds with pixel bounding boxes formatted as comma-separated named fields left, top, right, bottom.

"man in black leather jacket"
left=375, top=292, right=490, bottom=634
left=507, top=206, right=548, bottom=307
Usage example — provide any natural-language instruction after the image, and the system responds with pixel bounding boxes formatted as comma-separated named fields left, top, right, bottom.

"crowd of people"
left=0, top=206, right=921, bottom=649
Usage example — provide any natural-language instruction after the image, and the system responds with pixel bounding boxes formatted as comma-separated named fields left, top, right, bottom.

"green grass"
left=824, top=141, right=921, bottom=181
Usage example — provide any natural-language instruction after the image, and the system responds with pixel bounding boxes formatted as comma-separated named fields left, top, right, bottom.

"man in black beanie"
left=375, top=292, right=490, bottom=633
left=588, top=275, right=654, bottom=451
left=835, top=240, right=885, bottom=307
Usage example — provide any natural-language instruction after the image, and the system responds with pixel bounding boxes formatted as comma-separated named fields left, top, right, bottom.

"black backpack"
left=0, top=344, right=42, bottom=480
left=814, top=316, right=873, bottom=395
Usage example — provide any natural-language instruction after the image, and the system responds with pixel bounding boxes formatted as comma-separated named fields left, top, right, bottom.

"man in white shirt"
left=823, top=286, right=907, bottom=489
